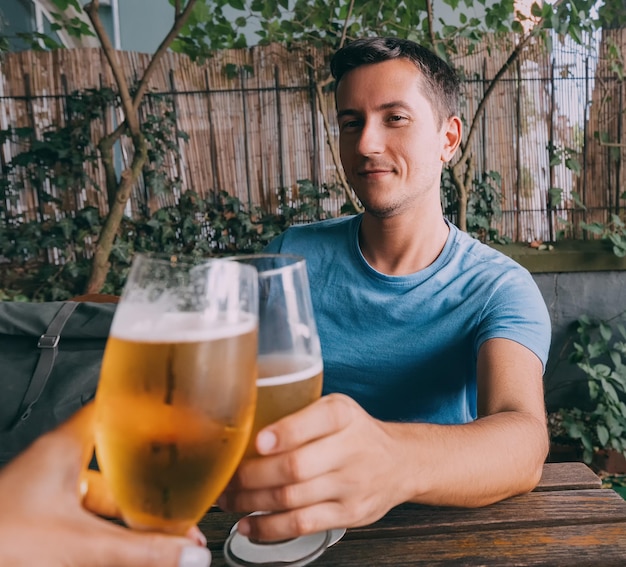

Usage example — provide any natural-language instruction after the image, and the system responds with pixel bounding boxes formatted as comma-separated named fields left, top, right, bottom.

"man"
left=219, top=37, right=551, bottom=542
left=0, top=404, right=212, bottom=567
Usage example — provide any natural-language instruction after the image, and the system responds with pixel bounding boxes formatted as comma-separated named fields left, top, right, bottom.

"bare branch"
left=315, top=82, right=363, bottom=213
left=175, top=0, right=182, bottom=17
left=339, top=0, right=356, bottom=50
left=84, top=1, right=140, bottom=135
left=132, top=0, right=199, bottom=109
left=426, top=0, right=436, bottom=49
left=98, top=122, right=126, bottom=207
left=457, top=0, right=568, bottom=167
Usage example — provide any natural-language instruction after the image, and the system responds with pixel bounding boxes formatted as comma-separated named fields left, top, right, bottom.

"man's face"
left=336, top=58, right=458, bottom=219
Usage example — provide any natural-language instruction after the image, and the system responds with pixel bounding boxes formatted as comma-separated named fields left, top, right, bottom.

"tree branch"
left=339, top=0, right=355, bottom=49
left=426, top=0, right=436, bottom=49
left=132, top=0, right=199, bottom=109
left=98, top=122, right=126, bottom=207
left=457, top=0, right=568, bottom=167
left=84, top=1, right=140, bottom=136
left=315, top=81, right=363, bottom=213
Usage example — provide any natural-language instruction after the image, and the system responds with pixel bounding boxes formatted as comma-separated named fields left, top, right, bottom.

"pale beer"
left=95, top=309, right=258, bottom=534
left=245, top=354, right=323, bottom=457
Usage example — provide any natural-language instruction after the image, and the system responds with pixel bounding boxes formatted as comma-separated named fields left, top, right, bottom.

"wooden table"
left=199, top=462, right=626, bottom=566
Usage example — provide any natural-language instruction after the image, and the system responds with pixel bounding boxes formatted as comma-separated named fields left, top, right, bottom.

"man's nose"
left=356, top=122, right=385, bottom=155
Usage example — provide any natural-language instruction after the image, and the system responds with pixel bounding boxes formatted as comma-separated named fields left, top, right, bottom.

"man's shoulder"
left=278, top=215, right=356, bottom=244
left=265, top=215, right=357, bottom=255
left=286, top=215, right=356, bottom=235
left=449, top=225, right=527, bottom=272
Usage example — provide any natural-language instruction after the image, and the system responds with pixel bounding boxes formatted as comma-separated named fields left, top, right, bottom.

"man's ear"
left=441, top=116, right=462, bottom=163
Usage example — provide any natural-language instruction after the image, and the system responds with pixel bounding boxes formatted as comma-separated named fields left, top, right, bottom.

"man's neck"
left=358, top=209, right=450, bottom=276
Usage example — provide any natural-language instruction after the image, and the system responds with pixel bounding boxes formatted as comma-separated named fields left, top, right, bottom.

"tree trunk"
left=84, top=134, right=148, bottom=293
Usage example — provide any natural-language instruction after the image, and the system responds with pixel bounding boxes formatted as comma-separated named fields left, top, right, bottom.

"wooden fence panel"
left=0, top=38, right=624, bottom=243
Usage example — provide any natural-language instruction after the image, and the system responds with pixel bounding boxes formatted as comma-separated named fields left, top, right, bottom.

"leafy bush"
left=0, top=182, right=344, bottom=302
left=549, top=314, right=626, bottom=464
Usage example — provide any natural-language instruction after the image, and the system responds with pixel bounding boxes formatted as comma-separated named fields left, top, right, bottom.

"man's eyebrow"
left=379, top=101, right=413, bottom=112
left=337, top=109, right=359, bottom=119
left=337, top=101, right=413, bottom=119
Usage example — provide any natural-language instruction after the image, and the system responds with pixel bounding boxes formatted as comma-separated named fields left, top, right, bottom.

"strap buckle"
left=38, top=334, right=60, bottom=349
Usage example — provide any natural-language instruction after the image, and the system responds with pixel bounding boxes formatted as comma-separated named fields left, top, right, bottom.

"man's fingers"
left=237, top=502, right=346, bottom=542
left=221, top=472, right=342, bottom=513
left=80, top=469, right=121, bottom=519
left=256, top=394, right=355, bottom=455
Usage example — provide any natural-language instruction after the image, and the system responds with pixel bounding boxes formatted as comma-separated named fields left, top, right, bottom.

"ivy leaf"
left=597, top=424, right=610, bottom=447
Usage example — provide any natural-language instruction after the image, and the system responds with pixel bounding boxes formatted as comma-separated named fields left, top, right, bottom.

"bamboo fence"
left=0, top=33, right=624, bottom=243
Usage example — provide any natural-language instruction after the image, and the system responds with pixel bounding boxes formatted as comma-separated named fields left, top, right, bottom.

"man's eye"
left=340, top=120, right=361, bottom=130
left=388, top=115, right=407, bottom=124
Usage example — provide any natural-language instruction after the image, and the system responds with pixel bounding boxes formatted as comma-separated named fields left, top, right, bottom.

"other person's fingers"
left=79, top=469, right=121, bottom=519
left=67, top=518, right=212, bottom=567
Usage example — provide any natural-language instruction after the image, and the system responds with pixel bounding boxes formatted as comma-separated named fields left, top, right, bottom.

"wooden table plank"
left=535, top=462, right=602, bottom=491
left=200, top=488, right=626, bottom=547
left=303, top=522, right=626, bottom=567
left=206, top=522, right=626, bottom=566
left=199, top=463, right=615, bottom=565
left=341, top=489, right=626, bottom=540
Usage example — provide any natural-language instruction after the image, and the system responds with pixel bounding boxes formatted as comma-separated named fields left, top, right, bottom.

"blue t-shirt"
left=265, top=215, right=551, bottom=425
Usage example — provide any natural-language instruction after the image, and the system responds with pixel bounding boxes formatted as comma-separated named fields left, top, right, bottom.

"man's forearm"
left=384, top=410, right=549, bottom=508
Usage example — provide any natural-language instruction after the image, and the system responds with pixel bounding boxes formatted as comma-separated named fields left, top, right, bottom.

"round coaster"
left=327, top=527, right=347, bottom=547
left=224, top=521, right=332, bottom=567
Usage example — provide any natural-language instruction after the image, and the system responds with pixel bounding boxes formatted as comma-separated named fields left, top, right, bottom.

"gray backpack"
left=0, top=300, right=116, bottom=466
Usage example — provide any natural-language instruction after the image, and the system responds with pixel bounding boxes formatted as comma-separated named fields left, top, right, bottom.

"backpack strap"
left=16, top=302, right=79, bottom=423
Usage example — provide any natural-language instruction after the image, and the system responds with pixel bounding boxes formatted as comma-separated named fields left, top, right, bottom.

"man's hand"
left=0, top=404, right=211, bottom=567
left=219, top=393, right=404, bottom=542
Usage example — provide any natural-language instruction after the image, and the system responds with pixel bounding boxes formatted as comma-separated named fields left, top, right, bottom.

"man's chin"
left=362, top=205, right=403, bottom=219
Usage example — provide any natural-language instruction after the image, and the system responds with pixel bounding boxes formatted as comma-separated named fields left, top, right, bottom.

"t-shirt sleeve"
left=263, top=232, right=286, bottom=253
left=475, top=268, right=552, bottom=371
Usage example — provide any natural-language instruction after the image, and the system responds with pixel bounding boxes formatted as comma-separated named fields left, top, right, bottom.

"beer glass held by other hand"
left=223, top=254, right=345, bottom=567
left=94, top=253, right=259, bottom=536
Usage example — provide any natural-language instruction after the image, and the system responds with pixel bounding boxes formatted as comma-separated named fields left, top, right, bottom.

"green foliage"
left=0, top=182, right=344, bottom=302
left=441, top=169, right=509, bottom=244
left=0, top=88, right=117, bottom=210
left=551, top=314, right=626, bottom=464
left=168, top=0, right=604, bottom=64
left=581, top=213, right=626, bottom=258
left=548, top=142, right=582, bottom=175
left=0, top=88, right=188, bottom=221
left=466, top=171, right=510, bottom=244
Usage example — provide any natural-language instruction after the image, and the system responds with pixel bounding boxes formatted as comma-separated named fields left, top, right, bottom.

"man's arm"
left=397, top=337, right=548, bottom=507
left=219, top=337, right=548, bottom=541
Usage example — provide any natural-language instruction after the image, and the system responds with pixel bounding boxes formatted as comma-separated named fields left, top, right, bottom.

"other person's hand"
left=0, top=404, right=212, bottom=567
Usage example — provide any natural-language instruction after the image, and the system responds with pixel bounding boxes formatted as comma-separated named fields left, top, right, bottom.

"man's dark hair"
left=330, top=37, right=460, bottom=126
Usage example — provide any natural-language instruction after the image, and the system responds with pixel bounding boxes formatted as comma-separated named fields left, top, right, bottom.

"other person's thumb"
left=177, top=545, right=212, bottom=567
left=92, top=530, right=212, bottom=567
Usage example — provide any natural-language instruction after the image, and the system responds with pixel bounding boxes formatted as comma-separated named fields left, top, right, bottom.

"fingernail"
left=187, top=526, right=207, bottom=547
left=237, top=518, right=251, bottom=536
left=78, top=478, right=88, bottom=502
left=179, top=546, right=211, bottom=567
left=256, top=430, right=277, bottom=453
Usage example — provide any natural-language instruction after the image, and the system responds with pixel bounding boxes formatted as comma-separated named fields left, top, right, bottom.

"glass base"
left=223, top=516, right=336, bottom=567
left=327, top=528, right=346, bottom=547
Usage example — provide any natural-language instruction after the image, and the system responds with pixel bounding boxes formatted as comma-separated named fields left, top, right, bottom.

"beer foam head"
left=257, top=354, right=323, bottom=387
left=110, top=303, right=257, bottom=343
